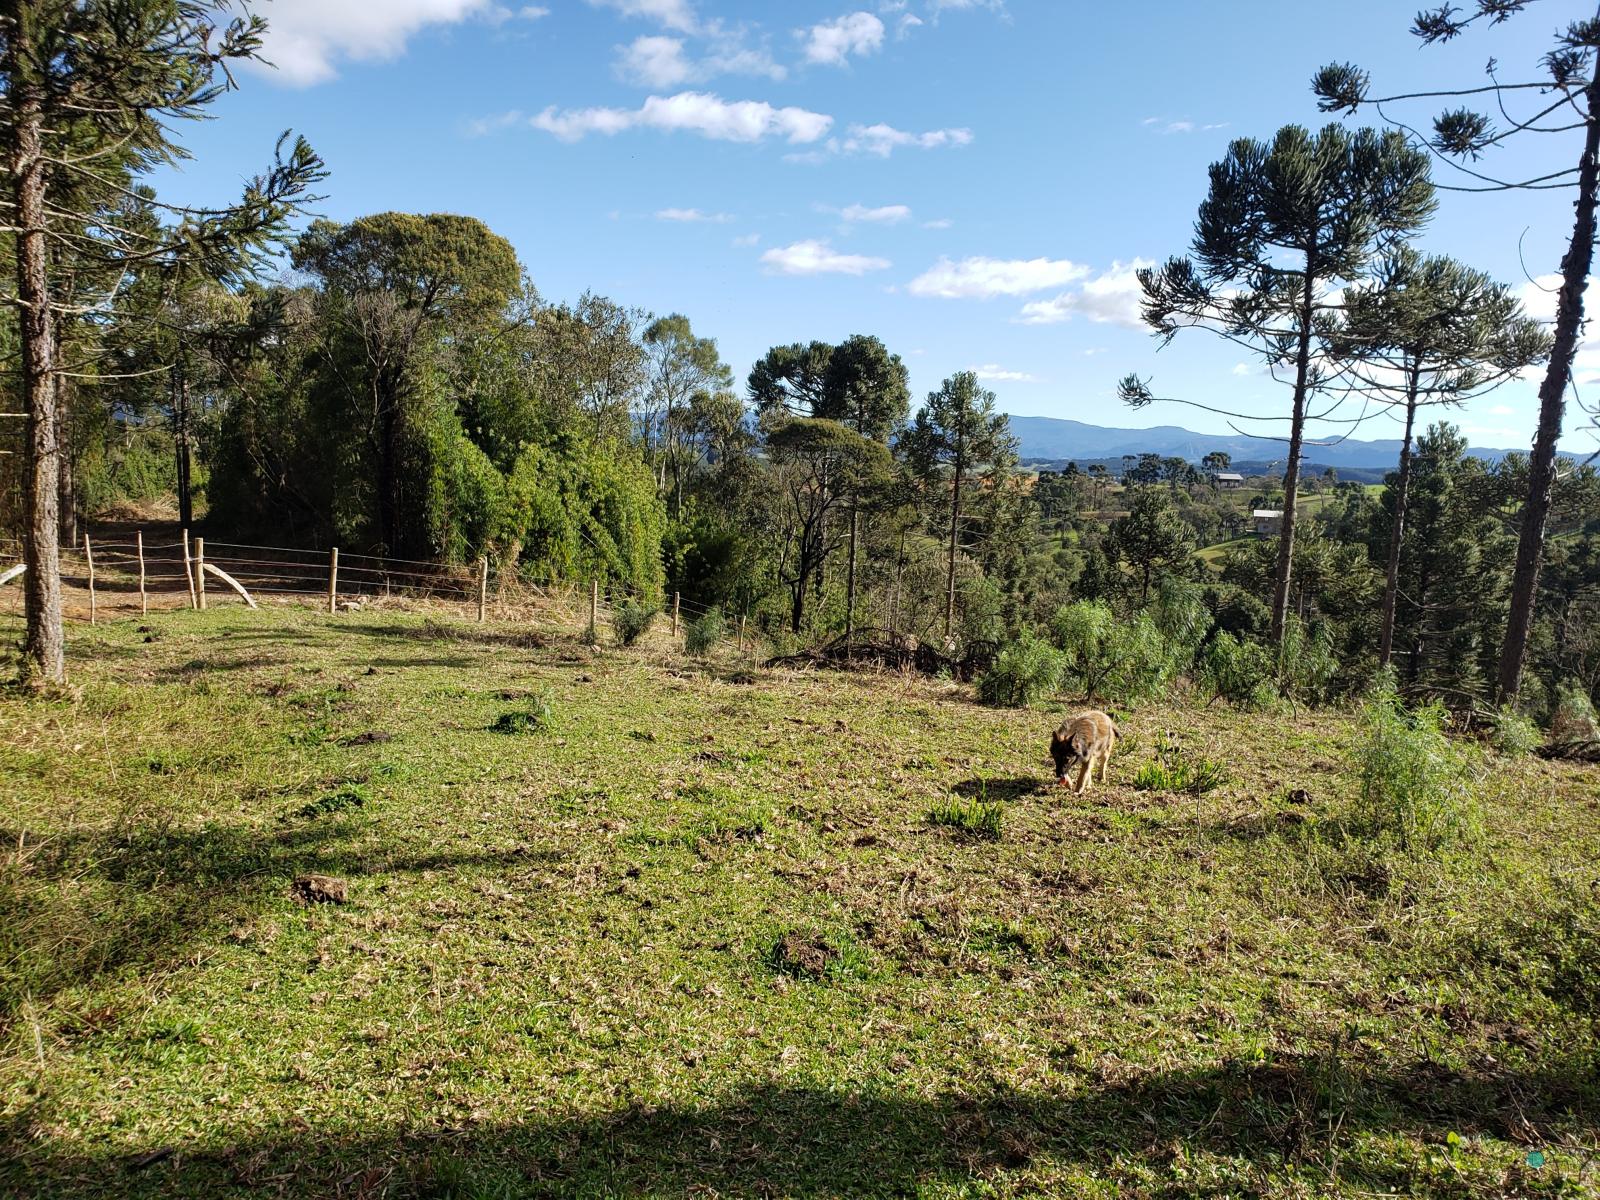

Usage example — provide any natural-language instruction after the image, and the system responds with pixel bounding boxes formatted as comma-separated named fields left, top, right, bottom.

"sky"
left=154, top=0, right=1600, bottom=453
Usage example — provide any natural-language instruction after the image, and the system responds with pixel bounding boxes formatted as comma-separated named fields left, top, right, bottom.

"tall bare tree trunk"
left=6, top=4, right=66, bottom=685
left=1497, top=70, right=1600, bottom=703
left=1270, top=274, right=1316, bottom=644
left=943, top=455, right=963, bottom=644
left=1378, top=381, right=1420, bottom=669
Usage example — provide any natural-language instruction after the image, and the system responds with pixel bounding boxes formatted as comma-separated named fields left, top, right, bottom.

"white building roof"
left=1252, top=509, right=1283, bottom=518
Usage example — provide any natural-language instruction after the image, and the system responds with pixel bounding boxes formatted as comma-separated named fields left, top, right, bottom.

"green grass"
left=2, top=603, right=1598, bottom=1197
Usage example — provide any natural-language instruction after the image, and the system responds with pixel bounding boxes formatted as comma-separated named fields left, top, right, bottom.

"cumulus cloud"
left=254, top=0, right=539, bottom=86
left=1015, top=259, right=1152, bottom=327
left=971, top=364, right=1041, bottom=382
left=614, top=32, right=784, bottom=86
left=586, top=0, right=698, bottom=33
left=656, top=207, right=734, bottom=222
left=761, top=239, right=891, bottom=276
left=803, top=12, right=885, bottom=65
left=908, top=255, right=1088, bottom=300
left=526, top=91, right=832, bottom=144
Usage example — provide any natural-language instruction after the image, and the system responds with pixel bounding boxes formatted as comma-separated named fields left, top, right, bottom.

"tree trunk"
left=944, top=456, right=963, bottom=643
left=1378, top=376, right=1420, bottom=669
left=173, top=361, right=193, bottom=530
left=1497, top=69, right=1600, bottom=703
left=56, top=375, right=76, bottom=545
left=1270, top=268, right=1316, bottom=644
left=845, top=507, right=858, bottom=640
left=6, top=7, right=66, bottom=685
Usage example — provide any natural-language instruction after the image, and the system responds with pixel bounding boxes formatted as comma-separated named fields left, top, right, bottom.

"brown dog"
left=1050, top=711, right=1118, bottom=794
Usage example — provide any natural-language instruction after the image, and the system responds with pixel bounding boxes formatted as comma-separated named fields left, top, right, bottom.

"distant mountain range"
left=1006, top=414, right=1523, bottom=471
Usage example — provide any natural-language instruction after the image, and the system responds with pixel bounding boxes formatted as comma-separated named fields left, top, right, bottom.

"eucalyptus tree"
left=1312, top=4, right=1600, bottom=700
left=641, top=314, right=732, bottom=510
left=1, top=0, right=323, bottom=686
left=1120, top=123, right=1434, bottom=644
left=901, top=371, right=1018, bottom=643
left=1331, top=249, right=1549, bottom=668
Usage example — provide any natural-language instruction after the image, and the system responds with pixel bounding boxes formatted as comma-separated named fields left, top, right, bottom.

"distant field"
left=2, top=605, right=1597, bottom=1197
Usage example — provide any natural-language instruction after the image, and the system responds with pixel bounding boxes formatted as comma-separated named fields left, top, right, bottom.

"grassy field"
left=2, top=603, right=1598, bottom=1198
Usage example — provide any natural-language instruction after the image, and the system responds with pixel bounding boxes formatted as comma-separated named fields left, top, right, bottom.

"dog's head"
left=1050, top=728, right=1088, bottom=785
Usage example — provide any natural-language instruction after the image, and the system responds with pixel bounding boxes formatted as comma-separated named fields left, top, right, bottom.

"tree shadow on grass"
left=6, top=1056, right=1594, bottom=1198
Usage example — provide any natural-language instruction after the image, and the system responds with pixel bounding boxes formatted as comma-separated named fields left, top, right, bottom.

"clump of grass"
left=1133, top=732, right=1228, bottom=795
left=684, top=607, right=724, bottom=656
left=977, top=631, right=1065, bottom=708
left=1489, top=706, right=1541, bottom=757
left=1349, top=679, right=1478, bottom=852
left=286, top=784, right=369, bottom=821
left=1550, top=683, right=1599, bottom=742
left=763, top=927, right=871, bottom=982
left=612, top=600, right=658, bottom=647
left=489, top=689, right=555, bottom=735
left=927, top=794, right=1004, bottom=841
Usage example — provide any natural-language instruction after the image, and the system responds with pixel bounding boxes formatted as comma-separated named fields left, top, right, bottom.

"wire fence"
left=0, top=528, right=758, bottom=651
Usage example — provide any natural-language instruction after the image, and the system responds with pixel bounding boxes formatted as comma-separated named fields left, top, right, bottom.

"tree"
left=822, top=334, right=909, bottom=637
left=1202, top=451, right=1232, bottom=484
left=1, top=0, right=322, bottom=685
left=1105, top=488, right=1197, bottom=602
left=1312, top=5, right=1600, bottom=701
left=292, top=213, right=520, bottom=559
left=748, top=341, right=833, bottom=421
left=641, top=314, right=732, bottom=511
left=1121, top=123, right=1434, bottom=644
left=901, top=372, right=1018, bottom=642
left=1331, top=249, right=1549, bottom=667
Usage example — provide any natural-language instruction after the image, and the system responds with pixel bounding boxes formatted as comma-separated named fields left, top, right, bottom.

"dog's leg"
left=1075, top=760, right=1092, bottom=794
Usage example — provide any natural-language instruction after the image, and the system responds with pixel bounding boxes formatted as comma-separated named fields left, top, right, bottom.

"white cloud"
left=587, top=0, right=698, bottom=33
left=733, top=232, right=762, bottom=247
left=921, top=217, right=954, bottom=229
left=656, top=207, right=734, bottom=222
left=908, top=255, right=1088, bottom=300
left=1142, top=116, right=1229, bottom=135
left=840, top=202, right=912, bottom=223
left=896, top=12, right=924, bottom=36
left=842, top=122, right=972, bottom=156
left=761, top=239, right=891, bottom=276
left=803, top=12, right=885, bottom=65
left=1015, top=259, right=1152, bottom=327
left=254, top=0, right=529, bottom=86
left=527, top=91, right=833, bottom=144
left=614, top=32, right=784, bottom=86
left=972, top=364, right=1041, bottom=382
left=1488, top=404, right=1516, bottom=416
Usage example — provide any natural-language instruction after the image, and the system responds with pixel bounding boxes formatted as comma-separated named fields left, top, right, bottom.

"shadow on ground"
left=4, top=1059, right=1591, bottom=1197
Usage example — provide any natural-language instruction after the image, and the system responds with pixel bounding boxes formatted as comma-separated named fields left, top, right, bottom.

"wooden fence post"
left=83, top=532, right=96, bottom=625
left=181, top=528, right=197, bottom=610
left=739, top=615, right=747, bottom=654
left=327, top=547, right=339, bottom=615
left=195, top=537, right=206, bottom=611
left=137, top=530, right=147, bottom=616
left=477, top=557, right=488, bottom=623
left=672, top=591, right=680, bottom=636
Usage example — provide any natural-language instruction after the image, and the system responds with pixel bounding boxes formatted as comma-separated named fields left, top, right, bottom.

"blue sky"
left=157, top=0, right=1597, bottom=451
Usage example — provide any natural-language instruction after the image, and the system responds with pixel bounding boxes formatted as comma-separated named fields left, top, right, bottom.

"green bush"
left=1349, top=680, right=1478, bottom=852
left=1132, top=733, right=1228, bottom=795
left=928, top=795, right=1004, bottom=841
left=1489, top=706, right=1541, bottom=757
left=612, top=600, right=658, bottom=647
left=1277, top=616, right=1338, bottom=706
left=1199, top=631, right=1278, bottom=710
left=978, top=632, right=1065, bottom=707
left=685, top=607, right=725, bottom=656
left=1551, top=683, right=1599, bottom=742
left=1051, top=583, right=1206, bottom=705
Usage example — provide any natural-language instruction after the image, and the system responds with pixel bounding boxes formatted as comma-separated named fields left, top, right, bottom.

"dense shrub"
left=1349, top=680, right=1479, bottom=852
left=1550, top=683, right=1599, bottom=742
left=978, top=632, right=1065, bottom=707
left=1489, top=706, right=1541, bottom=757
left=685, top=607, right=725, bottom=656
left=612, top=600, right=658, bottom=647
left=1277, top=616, right=1338, bottom=706
left=1198, top=631, right=1277, bottom=710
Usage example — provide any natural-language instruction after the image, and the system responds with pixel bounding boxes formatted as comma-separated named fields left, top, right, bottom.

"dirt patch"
left=766, top=930, right=838, bottom=979
left=290, top=874, right=349, bottom=905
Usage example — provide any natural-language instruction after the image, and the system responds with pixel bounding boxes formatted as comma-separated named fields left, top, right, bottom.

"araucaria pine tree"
left=1, top=0, right=322, bottom=686
left=1312, top=4, right=1600, bottom=701
left=1120, top=123, right=1435, bottom=644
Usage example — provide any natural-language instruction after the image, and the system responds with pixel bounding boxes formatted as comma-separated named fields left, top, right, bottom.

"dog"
left=1050, top=711, right=1118, bottom=794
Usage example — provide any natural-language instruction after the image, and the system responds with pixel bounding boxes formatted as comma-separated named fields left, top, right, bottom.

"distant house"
left=1213, top=472, right=1245, bottom=489
left=1252, top=509, right=1283, bottom=536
